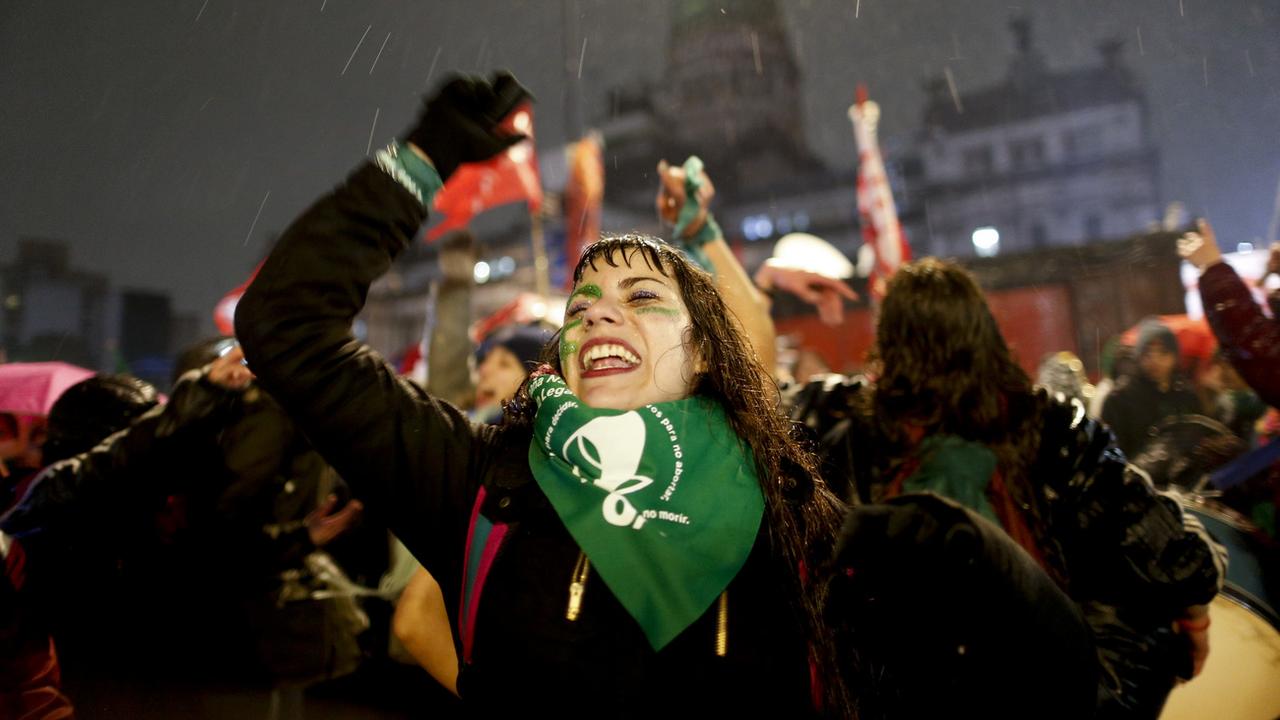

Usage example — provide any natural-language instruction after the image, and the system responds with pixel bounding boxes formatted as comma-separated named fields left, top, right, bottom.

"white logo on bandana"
left=563, top=413, right=654, bottom=528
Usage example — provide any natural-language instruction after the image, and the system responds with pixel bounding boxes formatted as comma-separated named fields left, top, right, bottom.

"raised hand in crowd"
left=655, top=157, right=777, bottom=371
left=753, top=260, right=858, bottom=326
left=207, top=344, right=255, bottom=390
left=305, top=493, right=364, bottom=547
left=1179, top=218, right=1280, bottom=408
left=1176, top=218, right=1223, bottom=271
left=405, top=71, right=531, bottom=179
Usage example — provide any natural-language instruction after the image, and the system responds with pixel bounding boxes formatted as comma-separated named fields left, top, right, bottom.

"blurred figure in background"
left=472, top=324, right=554, bottom=422
left=1179, top=220, right=1280, bottom=408
left=1035, top=351, right=1095, bottom=408
left=1102, top=318, right=1201, bottom=457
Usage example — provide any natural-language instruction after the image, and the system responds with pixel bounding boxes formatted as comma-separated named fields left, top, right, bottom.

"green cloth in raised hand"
left=525, top=373, right=763, bottom=650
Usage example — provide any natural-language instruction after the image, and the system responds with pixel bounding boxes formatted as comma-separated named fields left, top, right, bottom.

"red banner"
left=425, top=100, right=543, bottom=242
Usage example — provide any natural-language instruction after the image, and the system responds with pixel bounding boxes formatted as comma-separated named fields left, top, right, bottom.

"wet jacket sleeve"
left=234, top=162, right=489, bottom=580
left=1046, top=412, right=1223, bottom=616
left=0, top=372, right=240, bottom=539
left=1200, top=262, right=1280, bottom=408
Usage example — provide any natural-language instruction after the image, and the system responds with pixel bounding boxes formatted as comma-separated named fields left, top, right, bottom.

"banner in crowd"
left=561, top=133, right=604, bottom=289
left=425, top=100, right=544, bottom=242
left=849, top=85, right=910, bottom=299
left=212, top=262, right=262, bottom=336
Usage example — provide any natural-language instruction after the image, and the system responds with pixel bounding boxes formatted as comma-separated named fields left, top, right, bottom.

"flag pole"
left=530, top=209, right=551, bottom=300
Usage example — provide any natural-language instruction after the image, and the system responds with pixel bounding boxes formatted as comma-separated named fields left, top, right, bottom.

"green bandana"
left=526, top=373, right=764, bottom=650
left=903, top=435, right=999, bottom=525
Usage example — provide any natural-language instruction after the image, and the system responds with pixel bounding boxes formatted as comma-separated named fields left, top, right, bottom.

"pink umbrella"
left=0, top=362, right=96, bottom=417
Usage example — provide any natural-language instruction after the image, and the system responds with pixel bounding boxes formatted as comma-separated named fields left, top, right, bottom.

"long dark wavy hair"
left=872, top=258, right=1060, bottom=578
left=508, top=234, right=853, bottom=716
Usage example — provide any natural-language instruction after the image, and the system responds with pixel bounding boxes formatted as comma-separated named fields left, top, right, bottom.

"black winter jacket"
left=235, top=163, right=814, bottom=716
left=786, top=376, right=1223, bottom=718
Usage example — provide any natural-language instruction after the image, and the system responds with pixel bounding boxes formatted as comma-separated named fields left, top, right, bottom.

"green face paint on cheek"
left=559, top=318, right=582, bottom=360
left=636, top=306, right=682, bottom=319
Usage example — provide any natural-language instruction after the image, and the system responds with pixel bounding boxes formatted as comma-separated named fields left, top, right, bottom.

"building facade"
left=915, top=19, right=1162, bottom=258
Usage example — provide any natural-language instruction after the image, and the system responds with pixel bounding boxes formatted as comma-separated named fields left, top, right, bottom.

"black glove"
left=405, top=71, right=531, bottom=181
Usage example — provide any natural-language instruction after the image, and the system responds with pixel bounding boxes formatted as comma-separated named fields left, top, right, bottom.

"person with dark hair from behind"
left=790, top=258, right=1223, bottom=719
left=1101, top=318, right=1202, bottom=457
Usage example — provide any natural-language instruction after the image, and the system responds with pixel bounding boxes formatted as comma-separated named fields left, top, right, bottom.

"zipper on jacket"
left=715, top=591, right=728, bottom=657
left=566, top=551, right=590, bottom=621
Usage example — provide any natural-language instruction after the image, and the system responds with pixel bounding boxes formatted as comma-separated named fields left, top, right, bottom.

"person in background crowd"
left=1178, top=219, right=1280, bottom=408
left=1, top=413, right=49, bottom=517
left=1200, top=350, right=1266, bottom=444
left=472, top=324, right=555, bottom=422
left=1179, top=219, right=1280, bottom=543
left=1035, top=350, right=1095, bottom=408
left=1089, top=339, right=1136, bottom=419
left=1, top=530, right=75, bottom=720
left=787, top=258, right=1223, bottom=719
left=0, top=358, right=247, bottom=714
left=1101, top=318, right=1201, bottom=457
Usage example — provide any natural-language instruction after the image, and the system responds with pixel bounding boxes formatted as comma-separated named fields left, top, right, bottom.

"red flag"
left=561, top=133, right=604, bottom=289
left=425, top=100, right=543, bottom=242
left=212, top=263, right=262, bottom=336
left=849, top=85, right=910, bottom=299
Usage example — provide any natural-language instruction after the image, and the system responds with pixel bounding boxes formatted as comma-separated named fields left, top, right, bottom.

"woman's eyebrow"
left=619, top=275, right=669, bottom=290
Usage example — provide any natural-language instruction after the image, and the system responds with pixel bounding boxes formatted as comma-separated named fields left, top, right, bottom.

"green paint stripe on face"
left=635, top=306, right=682, bottom=318
left=570, top=283, right=602, bottom=300
left=559, top=319, right=583, bottom=359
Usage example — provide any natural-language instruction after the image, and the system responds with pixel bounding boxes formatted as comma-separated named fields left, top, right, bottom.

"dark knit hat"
left=1135, top=318, right=1179, bottom=357
left=476, top=323, right=554, bottom=367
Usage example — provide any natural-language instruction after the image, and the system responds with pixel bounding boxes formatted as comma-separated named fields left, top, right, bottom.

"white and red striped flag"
left=849, top=85, right=910, bottom=299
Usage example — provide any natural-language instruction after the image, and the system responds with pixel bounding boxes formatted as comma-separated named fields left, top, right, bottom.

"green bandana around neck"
left=525, top=373, right=763, bottom=651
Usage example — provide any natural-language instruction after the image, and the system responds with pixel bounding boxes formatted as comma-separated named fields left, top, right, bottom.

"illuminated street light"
left=972, top=226, right=1000, bottom=257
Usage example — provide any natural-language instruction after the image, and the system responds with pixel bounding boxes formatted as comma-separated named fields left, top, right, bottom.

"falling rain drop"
left=243, top=192, right=271, bottom=247
left=426, top=46, right=442, bottom=87
left=944, top=66, right=964, bottom=114
left=341, top=25, right=372, bottom=76
left=370, top=32, right=391, bottom=75
left=366, top=107, right=380, bottom=156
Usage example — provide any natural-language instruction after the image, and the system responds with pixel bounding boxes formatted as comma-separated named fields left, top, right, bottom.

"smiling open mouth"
left=579, top=339, right=642, bottom=376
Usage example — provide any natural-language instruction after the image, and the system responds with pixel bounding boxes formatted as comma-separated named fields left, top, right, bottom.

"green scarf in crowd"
left=526, top=373, right=763, bottom=650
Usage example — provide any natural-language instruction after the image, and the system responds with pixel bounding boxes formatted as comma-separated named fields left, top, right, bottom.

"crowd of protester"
left=1, top=70, right=1276, bottom=719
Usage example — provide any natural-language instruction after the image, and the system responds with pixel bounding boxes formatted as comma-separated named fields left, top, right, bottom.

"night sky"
left=3, top=0, right=1277, bottom=330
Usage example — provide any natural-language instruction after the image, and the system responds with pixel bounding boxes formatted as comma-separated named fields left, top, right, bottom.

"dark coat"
left=1101, top=374, right=1201, bottom=458
left=786, top=377, right=1223, bottom=718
